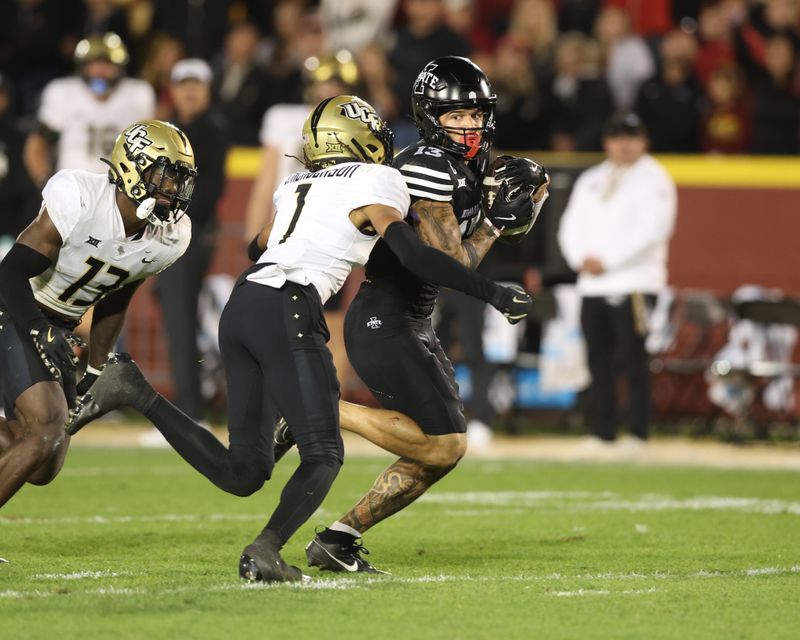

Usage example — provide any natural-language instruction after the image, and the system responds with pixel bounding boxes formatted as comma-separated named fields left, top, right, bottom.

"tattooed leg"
left=338, top=456, right=457, bottom=534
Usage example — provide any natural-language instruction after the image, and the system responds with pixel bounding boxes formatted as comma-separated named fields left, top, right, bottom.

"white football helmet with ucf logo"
left=102, top=120, right=197, bottom=226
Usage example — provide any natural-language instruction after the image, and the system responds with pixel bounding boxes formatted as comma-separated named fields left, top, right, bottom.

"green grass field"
left=1, top=446, right=799, bottom=639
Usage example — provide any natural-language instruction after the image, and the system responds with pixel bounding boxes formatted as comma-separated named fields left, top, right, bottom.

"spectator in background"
left=82, top=0, right=131, bottom=44
left=548, top=31, right=614, bottom=151
left=152, top=0, right=232, bottom=60
left=751, top=35, right=800, bottom=154
left=388, top=0, right=471, bottom=146
left=23, top=32, right=155, bottom=186
left=635, top=28, right=702, bottom=152
left=558, top=113, right=677, bottom=454
left=700, top=64, right=752, bottom=153
left=0, top=0, right=84, bottom=116
left=492, top=36, right=553, bottom=150
left=444, top=0, right=497, bottom=58
left=594, top=4, right=655, bottom=111
left=263, top=1, right=327, bottom=107
left=139, top=34, right=186, bottom=120
left=0, top=74, right=37, bottom=247
left=211, top=22, right=270, bottom=145
left=557, top=0, right=602, bottom=35
left=505, top=0, right=559, bottom=67
left=695, top=0, right=738, bottom=89
left=155, top=59, right=229, bottom=423
left=603, top=0, right=674, bottom=36
left=320, top=0, right=400, bottom=53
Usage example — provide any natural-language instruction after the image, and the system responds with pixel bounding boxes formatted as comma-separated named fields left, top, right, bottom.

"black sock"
left=264, top=456, right=340, bottom=544
left=318, top=528, right=357, bottom=545
left=144, top=396, right=267, bottom=496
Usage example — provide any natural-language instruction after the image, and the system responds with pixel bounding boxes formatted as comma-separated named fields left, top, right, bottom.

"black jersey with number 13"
left=364, top=141, right=484, bottom=316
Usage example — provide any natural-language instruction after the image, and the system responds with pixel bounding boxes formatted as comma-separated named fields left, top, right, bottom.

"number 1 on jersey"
left=279, top=183, right=311, bottom=244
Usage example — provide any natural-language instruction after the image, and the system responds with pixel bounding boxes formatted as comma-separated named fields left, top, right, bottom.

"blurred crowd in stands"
left=1, top=0, right=799, bottom=155
left=1, top=0, right=799, bottom=436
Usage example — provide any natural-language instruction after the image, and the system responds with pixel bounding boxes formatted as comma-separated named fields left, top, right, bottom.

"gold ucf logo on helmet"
left=338, top=101, right=381, bottom=129
left=124, top=124, right=153, bottom=154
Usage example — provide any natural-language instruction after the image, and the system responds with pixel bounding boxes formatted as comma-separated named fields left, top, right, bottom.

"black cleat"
left=65, top=353, right=156, bottom=436
left=273, top=417, right=295, bottom=463
left=239, top=539, right=310, bottom=583
left=306, top=532, right=387, bottom=574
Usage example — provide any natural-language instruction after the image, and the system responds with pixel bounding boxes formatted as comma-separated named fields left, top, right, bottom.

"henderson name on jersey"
left=247, top=161, right=410, bottom=303
left=32, top=170, right=191, bottom=319
left=364, top=141, right=484, bottom=314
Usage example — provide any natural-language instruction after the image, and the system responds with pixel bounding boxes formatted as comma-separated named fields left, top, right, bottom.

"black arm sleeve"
left=0, top=243, right=52, bottom=326
left=382, top=221, right=502, bottom=306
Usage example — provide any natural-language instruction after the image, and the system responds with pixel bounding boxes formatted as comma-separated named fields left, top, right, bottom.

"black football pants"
left=580, top=294, right=653, bottom=441
left=145, top=275, right=343, bottom=545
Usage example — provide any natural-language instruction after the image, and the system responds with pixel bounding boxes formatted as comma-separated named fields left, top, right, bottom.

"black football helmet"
left=411, top=56, right=496, bottom=163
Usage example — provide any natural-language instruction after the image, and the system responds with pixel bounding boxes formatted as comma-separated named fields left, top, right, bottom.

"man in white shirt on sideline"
left=557, top=112, right=677, bottom=453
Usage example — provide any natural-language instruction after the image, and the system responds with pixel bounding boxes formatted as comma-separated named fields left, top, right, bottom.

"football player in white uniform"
left=66, top=96, right=532, bottom=582
left=24, top=33, right=155, bottom=185
left=0, top=120, right=194, bottom=508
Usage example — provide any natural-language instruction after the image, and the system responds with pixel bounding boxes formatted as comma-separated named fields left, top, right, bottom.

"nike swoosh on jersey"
left=493, top=215, right=518, bottom=221
left=47, top=328, right=55, bottom=343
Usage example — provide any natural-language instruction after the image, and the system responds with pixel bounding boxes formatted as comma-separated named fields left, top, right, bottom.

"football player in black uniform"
left=304, top=57, right=550, bottom=573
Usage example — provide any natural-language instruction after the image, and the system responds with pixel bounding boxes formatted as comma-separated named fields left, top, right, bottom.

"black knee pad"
left=229, top=446, right=273, bottom=497
left=295, top=433, right=344, bottom=467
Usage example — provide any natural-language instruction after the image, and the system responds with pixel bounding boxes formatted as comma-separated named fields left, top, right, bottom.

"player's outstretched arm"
left=359, top=204, right=532, bottom=324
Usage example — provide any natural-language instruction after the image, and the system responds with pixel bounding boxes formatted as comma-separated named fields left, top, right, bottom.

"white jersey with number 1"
left=31, top=170, right=191, bottom=320
left=247, top=162, right=410, bottom=303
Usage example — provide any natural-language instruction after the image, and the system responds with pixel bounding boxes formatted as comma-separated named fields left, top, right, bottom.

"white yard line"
left=32, top=571, right=128, bottom=580
left=4, top=490, right=800, bottom=528
left=60, top=466, right=190, bottom=477
left=2, top=566, right=798, bottom=600
left=420, top=491, right=800, bottom=516
left=0, top=513, right=265, bottom=526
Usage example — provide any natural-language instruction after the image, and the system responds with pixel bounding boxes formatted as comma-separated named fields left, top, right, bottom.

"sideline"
left=70, top=420, right=800, bottom=470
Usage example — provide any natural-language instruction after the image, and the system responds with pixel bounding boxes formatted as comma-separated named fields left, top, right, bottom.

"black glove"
left=485, top=181, right=535, bottom=233
left=29, top=321, right=79, bottom=383
left=490, top=284, right=533, bottom=325
left=76, top=371, right=99, bottom=397
left=494, top=155, right=549, bottom=197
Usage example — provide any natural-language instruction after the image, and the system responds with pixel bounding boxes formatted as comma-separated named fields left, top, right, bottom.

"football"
left=482, top=154, right=549, bottom=239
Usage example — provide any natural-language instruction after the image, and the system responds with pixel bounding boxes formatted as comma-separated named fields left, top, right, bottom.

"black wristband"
left=247, top=235, right=263, bottom=262
left=0, top=243, right=52, bottom=327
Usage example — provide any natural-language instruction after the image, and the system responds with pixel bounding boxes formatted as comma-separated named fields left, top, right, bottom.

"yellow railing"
left=225, top=148, right=800, bottom=188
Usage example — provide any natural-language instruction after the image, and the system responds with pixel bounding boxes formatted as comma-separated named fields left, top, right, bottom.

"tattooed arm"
left=411, top=199, right=497, bottom=270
